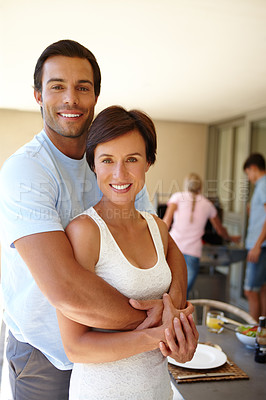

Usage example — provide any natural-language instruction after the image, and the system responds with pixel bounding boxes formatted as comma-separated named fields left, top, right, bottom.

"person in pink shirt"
left=163, top=173, right=239, bottom=295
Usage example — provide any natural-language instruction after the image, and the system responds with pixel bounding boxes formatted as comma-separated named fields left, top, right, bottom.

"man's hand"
left=129, top=297, right=194, bottom=330
left=247, top=245, right=261, bottom=263
left=159, top=294, right=198, bottom=363
left=180, top=301, right=194, bottom=317
left=129, top=299, right=163, bottom=329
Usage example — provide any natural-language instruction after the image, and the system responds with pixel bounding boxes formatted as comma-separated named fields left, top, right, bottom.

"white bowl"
left=235, top=325, right=257, bottom=348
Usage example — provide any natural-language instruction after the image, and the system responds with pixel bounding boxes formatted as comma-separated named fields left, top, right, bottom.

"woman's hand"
left=159, top=294, right=198, bottom=363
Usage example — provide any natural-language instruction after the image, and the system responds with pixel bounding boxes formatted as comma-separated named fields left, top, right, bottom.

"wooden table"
left=171, top=325, right=265, bottom=400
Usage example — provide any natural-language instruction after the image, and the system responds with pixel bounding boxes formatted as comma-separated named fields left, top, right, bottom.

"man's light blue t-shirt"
left=0, top=130, right=155, bottom=370
left=245, top=175, right=266, bottom=249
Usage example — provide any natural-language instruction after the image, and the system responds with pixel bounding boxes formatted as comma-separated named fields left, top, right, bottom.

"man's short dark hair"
left=243, top=153, right=265, bottom=171
left=34, top=39, right=101, bottom=97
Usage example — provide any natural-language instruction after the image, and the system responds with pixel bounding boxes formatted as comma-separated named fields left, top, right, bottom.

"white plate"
left=168, top=343, right=227, bottom=369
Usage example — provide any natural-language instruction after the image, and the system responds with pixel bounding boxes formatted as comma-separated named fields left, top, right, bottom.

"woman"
left=57, top=106, right=198, bottom=399
left=163, top=173, right=240, bottom=295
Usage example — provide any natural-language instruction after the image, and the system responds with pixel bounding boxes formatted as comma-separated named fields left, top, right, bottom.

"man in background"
left=243, top=153, right=266, bottom=321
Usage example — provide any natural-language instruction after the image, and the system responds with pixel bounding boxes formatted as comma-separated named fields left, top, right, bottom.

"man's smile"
left=110, top=184, right=132, bottom=191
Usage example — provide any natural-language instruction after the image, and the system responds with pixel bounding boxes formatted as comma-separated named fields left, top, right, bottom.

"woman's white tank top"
left=69, top=207, right=173, bottom=400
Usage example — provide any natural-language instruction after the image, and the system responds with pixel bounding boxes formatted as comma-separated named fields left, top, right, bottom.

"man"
left=0, top=40, right=197, bottom=399
left=243, top=153, right=266, bottom=321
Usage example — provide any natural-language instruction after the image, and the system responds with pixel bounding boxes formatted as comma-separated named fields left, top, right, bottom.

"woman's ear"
left=145, top=162, right=151, bottom=173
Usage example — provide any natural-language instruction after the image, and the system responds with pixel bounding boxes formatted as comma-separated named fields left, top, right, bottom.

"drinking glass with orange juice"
left=206, top=311, right=224, bottom=333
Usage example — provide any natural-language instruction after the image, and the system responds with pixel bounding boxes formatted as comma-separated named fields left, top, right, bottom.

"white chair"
left=190, top=299, right=257, bottom=326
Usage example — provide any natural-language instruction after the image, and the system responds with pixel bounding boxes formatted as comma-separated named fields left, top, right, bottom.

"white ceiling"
left=1, top=0, right=266, bottom=123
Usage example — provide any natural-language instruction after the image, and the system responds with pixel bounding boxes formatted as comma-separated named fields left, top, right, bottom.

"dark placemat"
left=168, top=344, right=249, bottom=384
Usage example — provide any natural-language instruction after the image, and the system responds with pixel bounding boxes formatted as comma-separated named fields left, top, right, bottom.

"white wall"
left=146, top=120, right=208, bottom=206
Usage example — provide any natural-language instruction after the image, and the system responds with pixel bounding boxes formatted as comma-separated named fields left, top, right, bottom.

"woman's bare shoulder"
left=66, top=213, right=100, bottom=270
left=67, top=212, right=99, bottom=235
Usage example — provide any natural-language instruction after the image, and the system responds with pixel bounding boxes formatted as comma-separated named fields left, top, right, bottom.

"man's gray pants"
left=6, top=331, right=71, bottom=400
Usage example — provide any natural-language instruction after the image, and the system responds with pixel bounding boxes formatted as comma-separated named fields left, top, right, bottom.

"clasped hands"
left=129, top=294, right=198, bottom=363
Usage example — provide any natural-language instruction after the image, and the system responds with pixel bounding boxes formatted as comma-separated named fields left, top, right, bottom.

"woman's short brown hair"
left=86, top=106, right=157, bottom=171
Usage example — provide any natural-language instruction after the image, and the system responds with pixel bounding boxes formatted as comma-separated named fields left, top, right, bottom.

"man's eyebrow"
left=46, top=78, right=64, bottom=85
left=79, top=79, right=93, bottom=86
left=46, top=78, right=93, bottom=86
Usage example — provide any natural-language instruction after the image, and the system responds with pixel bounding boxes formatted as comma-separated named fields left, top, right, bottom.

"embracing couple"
left=0, top=39, right=198, bottom=400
